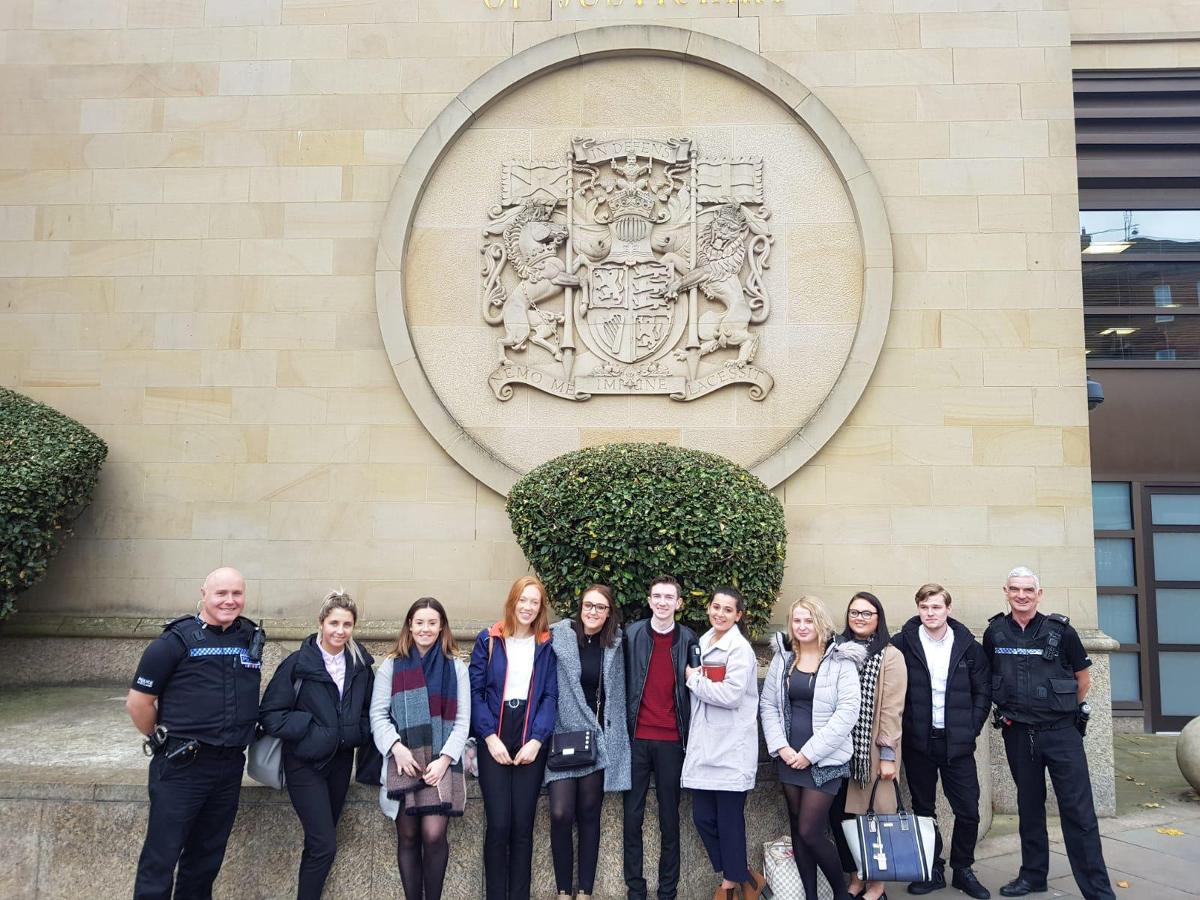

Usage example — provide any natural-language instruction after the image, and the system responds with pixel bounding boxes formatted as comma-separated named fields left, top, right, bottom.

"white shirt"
left=650, top=617, right=676, bottom=635
left=318, top=642, right=346, bottom=697
left=503, top=635, right=536, bottom=701
left=919, top=625, right=953, bottom=729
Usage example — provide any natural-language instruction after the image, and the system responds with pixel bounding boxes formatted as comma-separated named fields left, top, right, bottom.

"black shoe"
left=952, top=868, right=990, bottom=900
left=998, top=877, right=1047, bottom=897
left=908, top=869, right=947, bottom=894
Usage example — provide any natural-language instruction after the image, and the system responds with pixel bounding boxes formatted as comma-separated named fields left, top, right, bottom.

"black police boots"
left=907, top=868, right=945, bottom=894
left=952, top=868, right=991, bottom=899
left=998, top=877, right=1047, bottom=897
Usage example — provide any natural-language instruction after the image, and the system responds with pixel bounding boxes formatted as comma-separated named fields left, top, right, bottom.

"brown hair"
left=573, top=584, right=619, bottom=649
left=915, top=583, right=953, bottom=606
left=391, top=597, right=458, bottom=659
left=502, top=576, right=550, bottom=638
left=649, top=575, right=682, bottom=598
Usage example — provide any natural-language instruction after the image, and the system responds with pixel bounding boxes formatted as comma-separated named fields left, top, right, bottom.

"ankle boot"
left=742, top=870, right=768, bottom=900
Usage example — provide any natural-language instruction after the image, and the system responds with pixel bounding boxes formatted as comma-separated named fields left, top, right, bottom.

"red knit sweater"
left=635, top=627, right=679, bottom=742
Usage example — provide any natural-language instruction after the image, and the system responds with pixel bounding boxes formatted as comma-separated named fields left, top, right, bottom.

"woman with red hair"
left=469, top=576, right=559, bottom=900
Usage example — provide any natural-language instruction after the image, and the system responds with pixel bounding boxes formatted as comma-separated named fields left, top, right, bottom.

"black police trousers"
left=1002, top=722, right=1115, bottom=900
left=904, top=732, right=981, bottom=872
left=623, top=737, right=686, bottom=900
left=134, top=750, right=245, bottom=900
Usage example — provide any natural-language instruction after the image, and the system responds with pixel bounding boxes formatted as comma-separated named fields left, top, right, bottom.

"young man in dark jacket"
left=892, top=583, right=992, bottom=899
left=623, top=575, right=700, bottom=900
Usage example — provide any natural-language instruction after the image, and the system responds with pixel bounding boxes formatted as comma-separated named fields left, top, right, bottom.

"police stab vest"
left=156, top=615, right=263, bottom=748
left=986, top=612, right=1078, bottom=727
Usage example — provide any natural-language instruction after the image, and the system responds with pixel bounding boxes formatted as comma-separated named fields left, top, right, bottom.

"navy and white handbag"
left=840, top=778, right=936, bottom=883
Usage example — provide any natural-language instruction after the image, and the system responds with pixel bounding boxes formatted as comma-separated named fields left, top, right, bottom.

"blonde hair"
left=786, top=595, right=835, bottom=673
left=319, top=589, right=364, bottom=667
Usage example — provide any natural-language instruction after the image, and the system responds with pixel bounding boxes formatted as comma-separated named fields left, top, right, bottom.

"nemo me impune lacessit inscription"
left=482, top=137, right=775, bottom=403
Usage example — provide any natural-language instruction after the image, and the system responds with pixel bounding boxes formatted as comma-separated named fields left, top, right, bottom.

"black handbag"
left=354, top=739, right=384, bottom=786
left=839, top=778, right=936, bottom=883
left=547, top=664, right=602, bottom=771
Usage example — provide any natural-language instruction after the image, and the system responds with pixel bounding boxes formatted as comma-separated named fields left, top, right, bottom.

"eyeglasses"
left=847, top=609, right=877, bottom=620
left=582, top=601, right=610, bottom=614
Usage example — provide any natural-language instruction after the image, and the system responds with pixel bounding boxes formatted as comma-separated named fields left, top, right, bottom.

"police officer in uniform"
left=982, top=567, right=1114, bottom=900
left=126, top=567, right=265, bottom=900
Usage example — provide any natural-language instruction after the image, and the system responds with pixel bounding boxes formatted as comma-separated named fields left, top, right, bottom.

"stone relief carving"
left=481, top=137, right=775, bottom=402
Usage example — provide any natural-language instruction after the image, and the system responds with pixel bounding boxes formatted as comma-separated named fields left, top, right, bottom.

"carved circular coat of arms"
left=482, top=137, right=776, bottom=403
left=375, top=27, right=894, bottom=494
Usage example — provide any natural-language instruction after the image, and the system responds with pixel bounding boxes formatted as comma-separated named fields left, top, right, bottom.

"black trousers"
left=692, top=789, right=749, bottom=884
left=478, top=701, right=550, bottom=900
left=1002, top=723, right=1114, bottom=900
left=829, top=779, right=856, bottom=874
left=904, top=733, right=981, bottom=872
left=284, top=749, right=355, bottom=900
left=623, top=737, right=685, bottom=900
left=134, top=750, right=245, bottom=900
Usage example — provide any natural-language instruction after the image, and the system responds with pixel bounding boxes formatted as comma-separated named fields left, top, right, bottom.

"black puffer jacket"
left=890, top=617, right=990, bottom=760
left=259, top=635, right=374, bottom=765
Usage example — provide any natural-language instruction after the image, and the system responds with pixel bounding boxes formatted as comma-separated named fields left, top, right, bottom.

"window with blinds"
left=1076, top=70, right=1200, bottom=364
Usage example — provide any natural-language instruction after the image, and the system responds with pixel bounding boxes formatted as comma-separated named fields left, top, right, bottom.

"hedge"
left=506, top=443, right=787, bottom=637
left=0, top=389, right=107, bottom=619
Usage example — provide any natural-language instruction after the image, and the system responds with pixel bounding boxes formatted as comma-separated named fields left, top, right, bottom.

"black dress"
left=777, top=668, right=843, bottom=794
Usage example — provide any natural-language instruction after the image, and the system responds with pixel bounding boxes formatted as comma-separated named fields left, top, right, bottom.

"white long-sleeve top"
left=369, top=655, right=471, bottom=820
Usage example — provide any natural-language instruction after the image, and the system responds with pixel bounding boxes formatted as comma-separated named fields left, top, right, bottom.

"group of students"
left=131, top=564, right=1112, bottom=900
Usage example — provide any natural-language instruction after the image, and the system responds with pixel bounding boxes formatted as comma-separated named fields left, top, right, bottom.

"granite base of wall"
left=0, top=758, right=995, bottom=900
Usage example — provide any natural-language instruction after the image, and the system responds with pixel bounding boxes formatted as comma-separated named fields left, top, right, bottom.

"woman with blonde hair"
left=761, top=596, right=865, bottom=900
left=259, top=590, right=375, bottom=900
left=370, top=597, right=470, bottom=900
left=829, top=591, right=907, bottom=900
left=469, top=575, right=559, bottom=900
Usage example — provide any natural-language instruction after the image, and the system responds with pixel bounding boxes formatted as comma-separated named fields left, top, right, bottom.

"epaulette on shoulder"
left=987, top=611, right=1005, bottom=623
left=1047, top=613, right=1070, bottom=626
left=162, top=614, right=194, bottom=631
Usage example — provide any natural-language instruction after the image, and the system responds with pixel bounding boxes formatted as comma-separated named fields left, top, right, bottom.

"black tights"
left=783, top=784, right=850, bottom=900
left=396, top=812, right=450, bottom=900
left=548, top=771, right=606, bottom=894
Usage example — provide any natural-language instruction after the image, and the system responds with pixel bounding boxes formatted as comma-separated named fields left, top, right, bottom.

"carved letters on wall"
left=480, top=137, right=775, bottom=402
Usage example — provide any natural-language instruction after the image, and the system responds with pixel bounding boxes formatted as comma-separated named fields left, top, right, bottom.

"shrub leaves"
left=0, top=389, right=107, bottom=619
left=506, top=443, right=786, bottom=637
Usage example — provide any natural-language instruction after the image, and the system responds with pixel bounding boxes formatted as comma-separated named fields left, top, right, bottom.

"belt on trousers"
left=931, top=727, right=946, bottom=738
left=1007, top=718, right=1074, bottom=733
left=166, top=736, right=245, bottom=759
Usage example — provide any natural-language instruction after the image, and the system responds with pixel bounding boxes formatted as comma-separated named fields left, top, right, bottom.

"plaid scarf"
left=386, top=647, right=465, bottom=817
left=851, top=646, right=883, bottom=787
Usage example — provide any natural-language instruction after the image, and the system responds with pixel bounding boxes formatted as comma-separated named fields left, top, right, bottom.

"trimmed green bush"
left=506, top=442, right=786, bottom=637
left=0, top=388, right=107, bottom=619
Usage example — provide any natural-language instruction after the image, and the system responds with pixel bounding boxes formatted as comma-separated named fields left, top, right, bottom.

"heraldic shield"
left=584, top=260, right=678, bottom=365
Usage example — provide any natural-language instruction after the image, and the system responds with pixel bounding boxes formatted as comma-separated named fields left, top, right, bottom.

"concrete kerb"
left=374, top=24, right=894, bottom=495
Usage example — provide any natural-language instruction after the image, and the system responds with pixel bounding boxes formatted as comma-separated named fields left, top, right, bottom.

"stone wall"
left=0, top=0, right=1103, bottom=640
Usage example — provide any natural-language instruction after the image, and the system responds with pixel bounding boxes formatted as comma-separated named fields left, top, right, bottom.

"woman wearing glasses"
left=545, top=585, right=631, bottom=900
left=829, top=592, right=907, bottom=900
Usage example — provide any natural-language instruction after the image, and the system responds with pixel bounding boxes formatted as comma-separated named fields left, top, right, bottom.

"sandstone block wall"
left=0, top=0, right=1113, bottom=635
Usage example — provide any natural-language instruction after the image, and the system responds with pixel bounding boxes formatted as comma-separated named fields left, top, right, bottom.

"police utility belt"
left=144, top=725, right=245, bottom=762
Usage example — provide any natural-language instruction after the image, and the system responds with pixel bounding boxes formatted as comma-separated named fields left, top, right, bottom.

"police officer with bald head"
left=983, top=567, right=1114, bottom=900
left=126, top=567, right=265, bottom=900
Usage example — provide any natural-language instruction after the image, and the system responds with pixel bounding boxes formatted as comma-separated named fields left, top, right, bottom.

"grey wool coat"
left=544, top=619, right=632, bottom=791
left=760, top=633, right=865, bottom=766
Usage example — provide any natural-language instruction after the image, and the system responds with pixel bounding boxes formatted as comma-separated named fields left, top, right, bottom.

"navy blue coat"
left=468, top=623, right=558, bottom=746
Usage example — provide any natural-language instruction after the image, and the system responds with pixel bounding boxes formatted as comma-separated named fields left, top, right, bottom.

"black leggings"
left=396, top=812, right=450, bottom=900
left=783, top=783, right=851, bottom=900
left=548, top=770, right=606, bottom=894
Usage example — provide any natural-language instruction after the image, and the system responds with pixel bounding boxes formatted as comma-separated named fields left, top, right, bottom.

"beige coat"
left=844, top=644, right=907, bottom=815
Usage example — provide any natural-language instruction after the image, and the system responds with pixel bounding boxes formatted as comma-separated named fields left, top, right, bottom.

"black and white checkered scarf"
left=851, top=647, right=883, bottom=786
